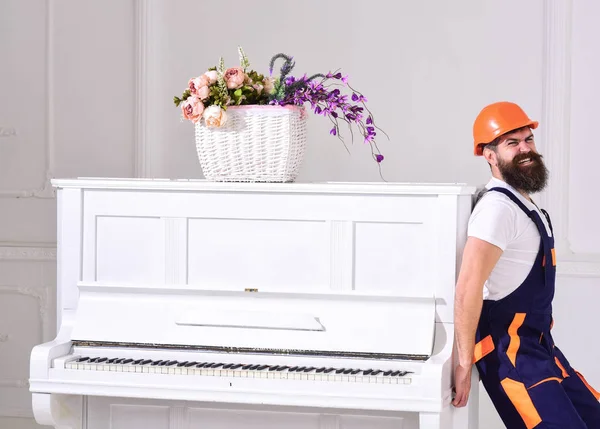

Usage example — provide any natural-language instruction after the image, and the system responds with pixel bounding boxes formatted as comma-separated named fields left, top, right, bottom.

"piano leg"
left=32, top=393, right=82, bottom=429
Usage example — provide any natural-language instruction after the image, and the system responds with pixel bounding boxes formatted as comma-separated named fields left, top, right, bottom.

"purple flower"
left=269, top=65, right=386, bottom=165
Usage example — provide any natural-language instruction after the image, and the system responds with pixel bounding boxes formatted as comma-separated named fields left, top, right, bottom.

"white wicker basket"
left=194, top=105, right=308, bottom=182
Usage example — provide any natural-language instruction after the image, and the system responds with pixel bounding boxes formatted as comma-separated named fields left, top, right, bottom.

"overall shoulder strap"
left=540, top=208, right=554, bottom=235
left=487, top=187, right=533, bottom=218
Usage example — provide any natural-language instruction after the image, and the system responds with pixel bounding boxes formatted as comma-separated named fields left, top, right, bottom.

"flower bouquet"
left=174, top=47, right=386, bottom=182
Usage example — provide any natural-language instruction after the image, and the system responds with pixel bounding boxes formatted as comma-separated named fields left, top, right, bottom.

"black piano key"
left=269, top=365, right=280, bottom=371
left=177, top=361, right=189, bottom=367
left=288, top=366, right=299, bottom=372
left=122, top=359, right=134, bottom=364
left=241, top=364, right=253, bottom=369
left=166, top=360, right=178, bottom=366
left=316, top=367, right=326, bottom=373
left=371, top=370, right=382, bottom=376
left=132, top=359, right=144, bottom=365
left=211, top=363, right=224, bottom=368
left=107, top=358, right=118, bottom=363
left=276, top=366, right=288, bottom=371
left=351, top=369, right=361, bottom=374
left=96, top=357, right=108, bottom=363
left=230, top=364, right=243, bottom=369
left=324, top=367, right=335, bottom=373
left=343, top=368, right=353, bottom=374
left=256, top=365, right=269, bottom=371
left=88, top=357, right=99, bottom=363
left=390, top=370, right=400, bottom=376
left=335, top=368, right=345, bottom=374
left=151, top=360, right=163, bottom=366
left=399, top=371, right=410, bottom=376
left=363, top=369, right=373, bottom=375
left=196, top=362, right=208, bottom=368
left=384, top=370, right=393, bottom=376
left=222, top=363, right=234, bottom=369
left=77, top=357, right=90, bottom=362
left=296, top=366, right=306, bottom=372
left=304, top=367, right=316, bottom=372
left=159, top=361, right=169, bottom=366
left=114, top=358, right=125, bottom=364
left=248, top=364, right=260, bottom=370
left=141, top=359, right=152, bottom=365
left=184, top=361, right=198, bottom=367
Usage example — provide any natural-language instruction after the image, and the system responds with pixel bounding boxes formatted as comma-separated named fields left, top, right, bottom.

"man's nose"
left=518, top=141, right=531, bottom=152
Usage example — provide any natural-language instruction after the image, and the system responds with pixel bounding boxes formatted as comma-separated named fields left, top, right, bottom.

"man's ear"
left=483, top=147, right=497, bottom=166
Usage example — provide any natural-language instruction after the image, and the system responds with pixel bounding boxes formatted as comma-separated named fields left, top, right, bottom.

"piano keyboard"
left=64, top=356, right=413, bottom=384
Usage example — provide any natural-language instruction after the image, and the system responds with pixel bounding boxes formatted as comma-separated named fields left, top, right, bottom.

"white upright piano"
left=29, top=178, right=478, bottom=429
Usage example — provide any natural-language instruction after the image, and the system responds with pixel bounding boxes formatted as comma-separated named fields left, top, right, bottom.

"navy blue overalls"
left=473, top=187, right=600, bottom=428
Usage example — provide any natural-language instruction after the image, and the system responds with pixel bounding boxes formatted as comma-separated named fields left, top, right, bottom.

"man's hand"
left=452, top=363, right=472, bottom=407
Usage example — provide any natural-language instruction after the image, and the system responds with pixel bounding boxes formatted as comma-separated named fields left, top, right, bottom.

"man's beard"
left=497, top=152, right=549, bottom=194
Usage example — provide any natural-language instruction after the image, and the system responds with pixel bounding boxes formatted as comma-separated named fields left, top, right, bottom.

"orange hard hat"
left=473, top=101, right=538, bottom=155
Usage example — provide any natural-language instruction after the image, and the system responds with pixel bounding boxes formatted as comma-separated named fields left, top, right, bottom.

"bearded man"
left=452, top=101, right=600, bottom=428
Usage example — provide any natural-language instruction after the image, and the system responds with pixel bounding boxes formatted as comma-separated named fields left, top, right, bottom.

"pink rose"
left=181, top=95, right=204, bottom=123
left=223, top=67, right=246, bottom=89
left=202, top=105, right=228, bottom=127
left=196, top=85, right=210, bottom=101
left=188, top=75, right=210, bottom=96
left=204, top=70, right=218, bottom=84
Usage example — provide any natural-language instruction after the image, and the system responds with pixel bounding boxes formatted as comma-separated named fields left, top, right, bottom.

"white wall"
left=145, top=0, right=544, bottom=186
left=0, top=0, right=598, bottom=428
left=0, top=0, right=135, bottom=428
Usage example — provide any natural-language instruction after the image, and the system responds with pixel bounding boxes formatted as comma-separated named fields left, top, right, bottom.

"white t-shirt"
left=467, top=177, right=553, bottom=301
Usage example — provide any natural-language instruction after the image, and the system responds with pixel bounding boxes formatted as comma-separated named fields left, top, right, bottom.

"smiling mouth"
left=517, top=158, right=534, bottom=166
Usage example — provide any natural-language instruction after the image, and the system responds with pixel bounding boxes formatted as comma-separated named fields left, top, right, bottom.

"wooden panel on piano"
left=105, top=404, right=170, bottom=429
left=96, top=216, right=165, bottom=283
left=85, top=396, right=413, bottom=429
left=354, top=221, right=427, bottom=294
left=187, top=218, right=329, bottom=290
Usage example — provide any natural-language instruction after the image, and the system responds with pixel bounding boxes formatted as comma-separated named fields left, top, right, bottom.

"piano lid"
left=71, top=282, right=437, bottom=361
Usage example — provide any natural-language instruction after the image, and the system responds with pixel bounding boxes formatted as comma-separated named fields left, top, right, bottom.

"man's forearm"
left=454, top=280, right=483, bottom=367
